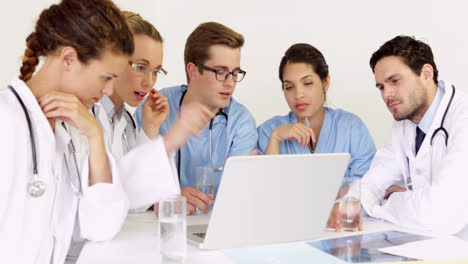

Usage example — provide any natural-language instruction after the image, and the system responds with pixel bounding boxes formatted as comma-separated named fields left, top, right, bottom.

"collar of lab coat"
left=100, top=95, right=126, bottom=123
left=94, top=99, right=130, bottom=137
left=57, top=120, right=90, bottom=176
left=94, top=98, right=133, bottom=159
left=401, top=80, right=454, bottom=159
left=9, top=77, right=55, bottom=140
left=54, top=121, right=72, bottom=156
left=9, top=77, right=82, bottom=151
left=9, top=77, right=82, bottom=183
left=418, top=84, right=445, bottom=134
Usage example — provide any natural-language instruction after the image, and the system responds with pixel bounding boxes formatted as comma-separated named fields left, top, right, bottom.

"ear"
left=187, top=62, right=198, bottom=82
left=59, top=46, right=79, bottom=71
left=322, top=74, right=331, bottom=93
left=420, top=63, right=434, bottom=83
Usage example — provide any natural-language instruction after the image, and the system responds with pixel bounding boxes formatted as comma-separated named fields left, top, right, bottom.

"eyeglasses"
left=195, top=63, right=246, bottom=82
left=128, top=61, right=167, bottom=79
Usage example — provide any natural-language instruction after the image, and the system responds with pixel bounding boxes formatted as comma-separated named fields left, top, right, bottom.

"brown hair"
left=184, top=22, right=244, bottom=82
left=19, top=0, right=134, bottom=82
left=370, top=35, right=438, bottom=84
left=279, top=43, right=329, bottom=84
left=122, top=11, right=163, bottom=42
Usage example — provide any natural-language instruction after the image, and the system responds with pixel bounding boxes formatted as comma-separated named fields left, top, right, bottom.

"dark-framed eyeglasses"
left=195, top=62, right=246, bottom=82
left=128, top=61, right=167, bottom=78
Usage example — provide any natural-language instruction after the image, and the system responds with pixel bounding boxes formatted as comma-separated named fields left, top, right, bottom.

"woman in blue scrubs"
left=257, top=43, right=376, bottom=178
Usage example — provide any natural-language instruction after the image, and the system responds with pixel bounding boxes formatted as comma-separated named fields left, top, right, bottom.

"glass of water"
left=338, top=177, right=362, bottom=232
left=159, top=195, right=186, bottom=262
left=195, top=167, right=215, bottom=214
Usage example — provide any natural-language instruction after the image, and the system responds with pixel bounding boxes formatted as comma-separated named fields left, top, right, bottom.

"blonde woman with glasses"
left=93, top=12, right=214, bottom=213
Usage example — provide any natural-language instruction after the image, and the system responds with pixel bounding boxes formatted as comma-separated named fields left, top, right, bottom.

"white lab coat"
left=361, top=80, right=468, bottom=235
left=0, top=78, right=128, bottom=263
left=93, top=97, right=137, bottom=160
left=93, top=98, right=180, bottom=211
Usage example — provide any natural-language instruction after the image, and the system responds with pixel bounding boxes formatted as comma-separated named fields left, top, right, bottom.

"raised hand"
left=141, top=89, right=170, bottom=139
left=265, top=123, right=316, bottom=154
left=38, top=91, right=111, bottom=185
left=181, top=187, right=214, bottom=215
left=38, top=91, right=101, bottom=138
left=163, top=102, right=215, bottom=155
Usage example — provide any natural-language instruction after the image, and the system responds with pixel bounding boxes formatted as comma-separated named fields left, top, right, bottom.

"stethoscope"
left=405, top=84, right=455, bottom=191
left=429, top=85, right=455, bottom=146
left=9, top=85, right=82, bottom=198
left=123, top=113, right=136, bottom=152
left=92, top=105, right=136, bottom=153
left=177, top=90, right=228, bottom=180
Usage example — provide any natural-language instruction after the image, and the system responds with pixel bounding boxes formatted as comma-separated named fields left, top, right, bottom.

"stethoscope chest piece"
left=8, top=85, right=46, bottom=198
left=27, top=174, right=46, bottom=197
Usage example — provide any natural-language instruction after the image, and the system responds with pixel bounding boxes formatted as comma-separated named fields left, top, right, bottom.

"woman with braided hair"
left=0, top=0, right=134, bottom=262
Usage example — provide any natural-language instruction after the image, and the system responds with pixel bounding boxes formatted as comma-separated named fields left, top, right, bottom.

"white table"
left=76, top=211, right=445, bottom=264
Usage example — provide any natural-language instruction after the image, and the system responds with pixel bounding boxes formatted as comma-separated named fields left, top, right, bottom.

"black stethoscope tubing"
left=406, top=84, right=455, bottom=191
left=430, top=85, right=455, bottom=146
left=177, top=90, right=228, bottom=180
left=9, top=85, right=82, bottom=197
left=9, top=85, right=38, bottom=175
left=92, top=104, right=136, bottom=152
left=91, top=105, right=136, bottom=130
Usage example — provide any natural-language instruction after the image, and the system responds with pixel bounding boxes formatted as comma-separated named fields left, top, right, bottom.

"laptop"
left=187, top=153, right=350, bottom=249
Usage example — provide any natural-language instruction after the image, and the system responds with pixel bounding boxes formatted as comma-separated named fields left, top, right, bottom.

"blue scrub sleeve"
left=228, top=112, right=259, bottom=156
left=256, top=123, right=273, bottom=155
left=347, top=118, right=376, bottom=178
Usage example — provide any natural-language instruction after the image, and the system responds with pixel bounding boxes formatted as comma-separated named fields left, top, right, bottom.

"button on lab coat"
left=361, top=80, right=468, bottom=235
left=93, top=97, right=180, bottom=211
left=0, top=78, right=128, bottom=263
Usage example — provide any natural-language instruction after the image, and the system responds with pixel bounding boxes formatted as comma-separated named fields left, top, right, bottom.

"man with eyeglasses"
left=135, top=22, right=258, bottom=215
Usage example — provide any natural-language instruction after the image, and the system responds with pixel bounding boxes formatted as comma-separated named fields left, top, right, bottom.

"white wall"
left=152, top=0, right=468, bottom=148
left=1, top=0, right=467, bottom=148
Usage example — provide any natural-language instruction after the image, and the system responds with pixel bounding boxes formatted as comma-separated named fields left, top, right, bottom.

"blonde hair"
left=122, top=11, right=163, bottom=42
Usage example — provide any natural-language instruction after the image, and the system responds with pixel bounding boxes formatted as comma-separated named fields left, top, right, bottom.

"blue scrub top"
left=135, top=85, right=258, bottom=195
left=257, top=108, right=376, bottom=178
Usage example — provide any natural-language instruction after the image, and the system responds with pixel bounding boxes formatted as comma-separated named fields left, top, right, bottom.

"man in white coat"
left=357, top=35, right=468, bottom=235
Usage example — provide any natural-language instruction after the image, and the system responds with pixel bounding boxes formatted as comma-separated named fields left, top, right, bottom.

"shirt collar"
left=100, top=95, right=125, bottom=121
left=417, top=81, right=445, bottom=133
left=54, top=121, right=71, bottom=154
left=179, top=85, right=232, bottom=116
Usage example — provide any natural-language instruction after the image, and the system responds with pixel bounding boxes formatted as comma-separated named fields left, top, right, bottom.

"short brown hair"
left=122, top=11, right=163, bottom=42
left=184, top=22, right=244, bottom=82
left=369, top=35, right=438, bottom=84
left=20, top=0, right=134, bottom=82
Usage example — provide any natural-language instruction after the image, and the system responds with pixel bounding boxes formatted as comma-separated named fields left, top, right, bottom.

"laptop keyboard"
left=194, top=232, right=206, bottom=239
